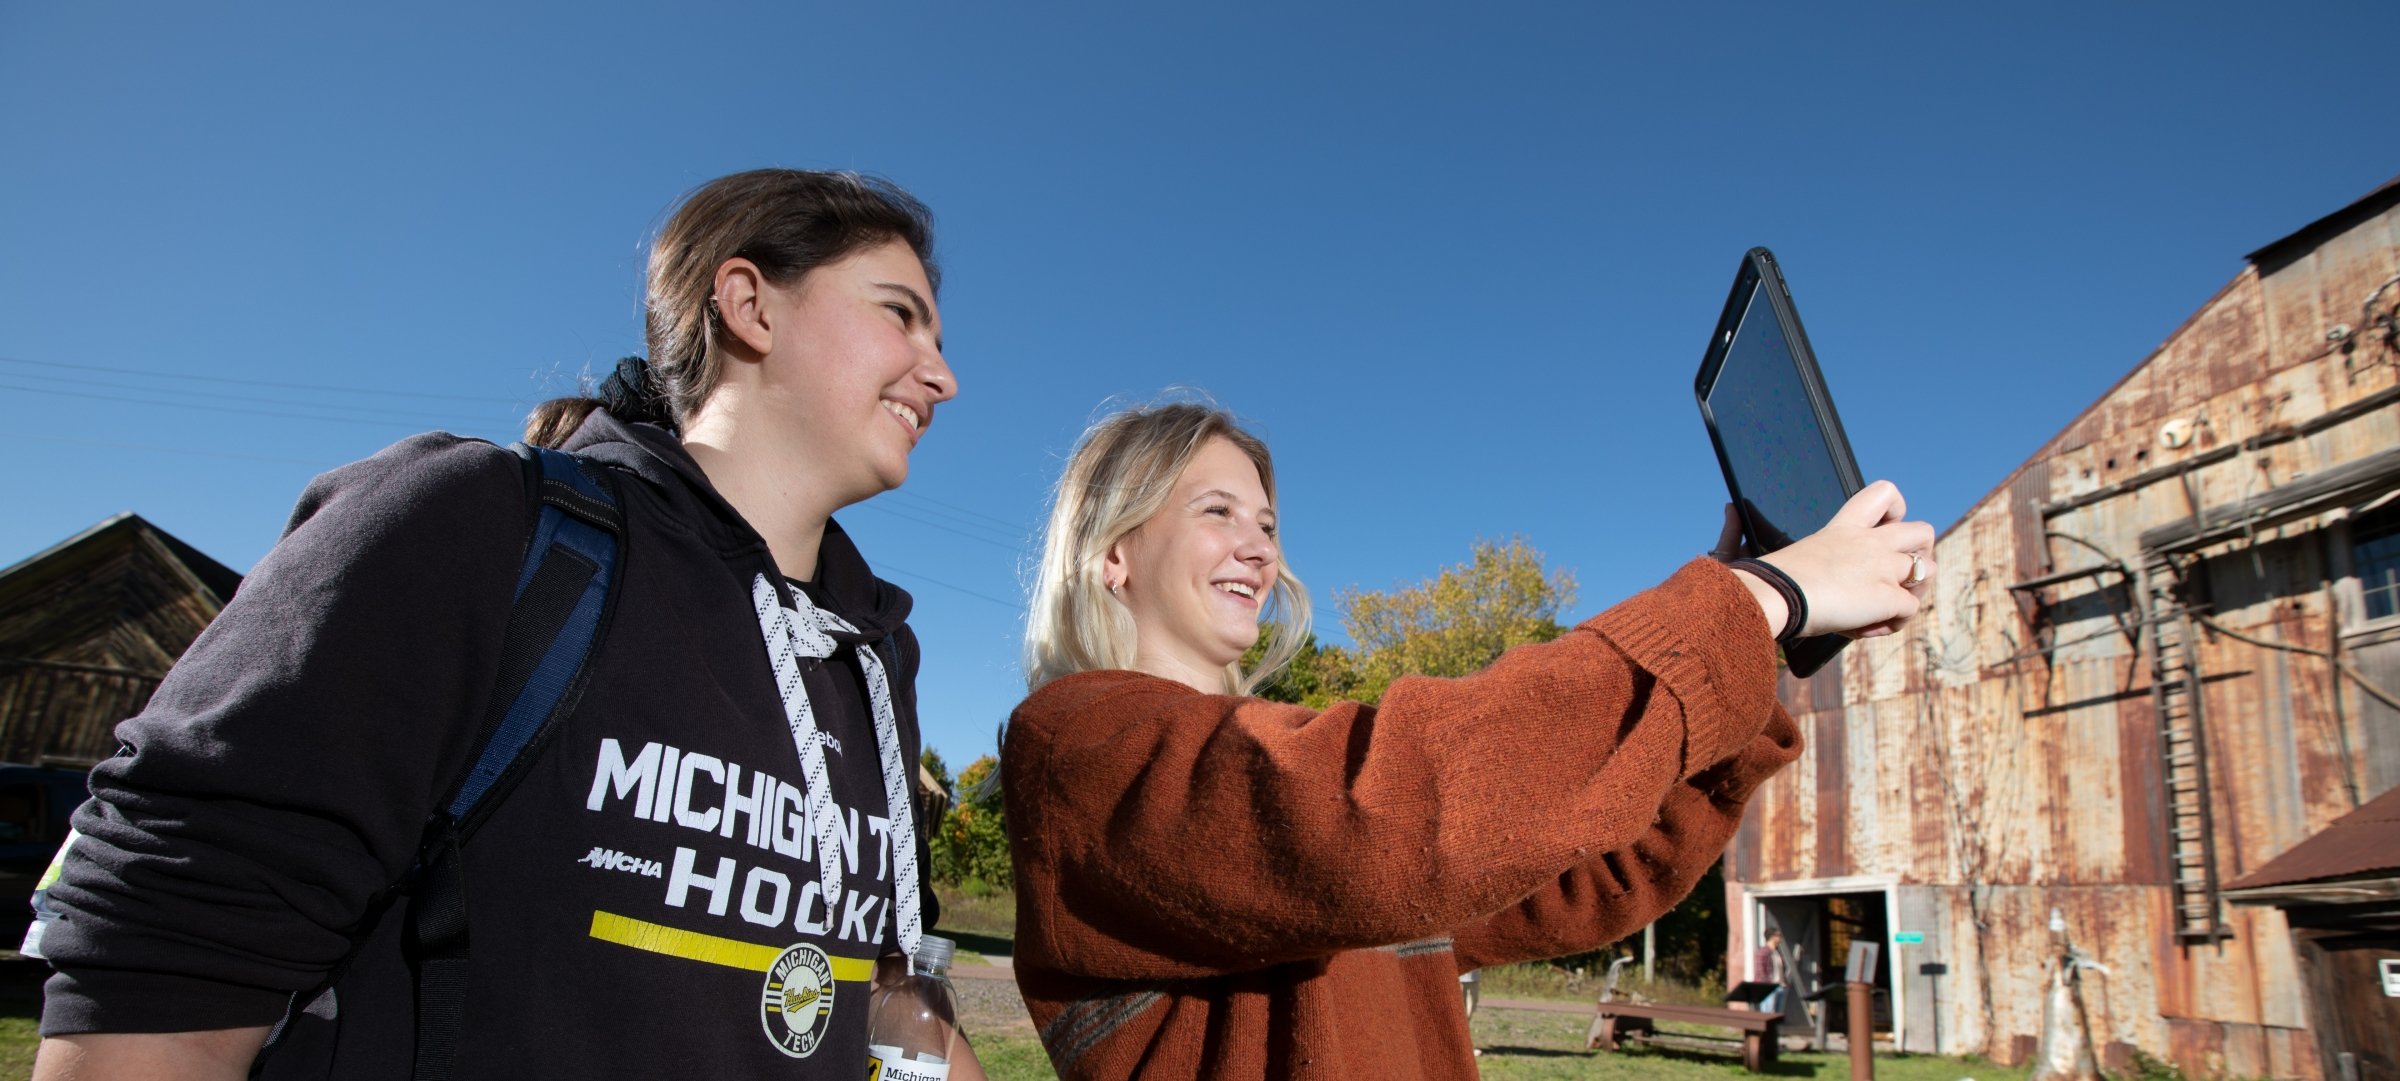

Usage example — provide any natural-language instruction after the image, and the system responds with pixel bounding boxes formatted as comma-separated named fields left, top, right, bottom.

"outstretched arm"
left=1452, top=705, right=1800, bottom=970
left=1007, top=558, right=1786, bottom=981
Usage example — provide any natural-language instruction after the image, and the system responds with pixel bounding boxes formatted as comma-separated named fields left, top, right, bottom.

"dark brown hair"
left=525, top=169, right=938, bottom=447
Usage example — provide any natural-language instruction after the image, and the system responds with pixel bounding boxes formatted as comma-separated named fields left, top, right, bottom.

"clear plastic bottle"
left=868, top=933, right=960, bottom=1081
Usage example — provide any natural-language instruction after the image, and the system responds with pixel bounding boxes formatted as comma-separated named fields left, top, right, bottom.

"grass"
left=1476, top=959, right=1726, bottom=1006
left=1468, top=1002, right=2027, bottom=1081
left=935, top=881, right=1018, bottom=963
left=972, top=1001, right=2030, bottom=1081
left=0, top=1016, right=32, bottom=1079
left=972, top=1032, right=1061, bottom=1080
left=941, top=894, right=2023, bottom=1081
left=0, top=891, right=2030, bottom=1081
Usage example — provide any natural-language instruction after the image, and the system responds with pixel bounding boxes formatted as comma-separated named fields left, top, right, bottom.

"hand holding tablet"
left=1695, top=248, right=1935, bottom=674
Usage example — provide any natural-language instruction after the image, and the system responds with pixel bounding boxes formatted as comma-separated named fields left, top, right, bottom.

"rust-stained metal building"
left=1725, top=177, right=2400, bottom=1078
left=0, top=512, right=241, bottom=767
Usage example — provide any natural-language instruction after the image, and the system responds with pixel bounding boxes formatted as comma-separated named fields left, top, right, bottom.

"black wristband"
left=1729, top=558, right=1808, bottom=646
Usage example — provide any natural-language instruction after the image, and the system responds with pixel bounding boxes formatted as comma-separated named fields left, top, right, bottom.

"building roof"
left=0, top=513, right=243, bottom=767
left=2223, top=783, right=2400, bottom=894
left=2245, top=172, right=2400, bottom=271
left=0, top=512, right=242, bottom=608
left=1936, top=172, right=2400, bottom=541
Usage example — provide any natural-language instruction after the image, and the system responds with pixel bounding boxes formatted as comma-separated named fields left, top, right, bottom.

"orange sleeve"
left=1006, top=559, right=1799, bottom=982
left=1450, top=704, right=1800, bottom=970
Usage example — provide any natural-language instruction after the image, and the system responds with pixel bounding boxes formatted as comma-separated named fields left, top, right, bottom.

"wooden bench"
left=1583, top=1001, right=1783, bottom=1072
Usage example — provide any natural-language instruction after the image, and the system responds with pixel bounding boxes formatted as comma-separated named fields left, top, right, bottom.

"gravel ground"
left=953, top=967, right=1038, bottom=1038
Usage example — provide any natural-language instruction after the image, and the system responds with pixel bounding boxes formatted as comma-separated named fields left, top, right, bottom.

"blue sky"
left=3, top=3, right=2390, bottom=765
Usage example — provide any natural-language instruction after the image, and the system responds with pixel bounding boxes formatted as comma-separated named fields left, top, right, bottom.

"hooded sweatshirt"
left=38, top=410, right=935, bottom=1079
left=1003, top=558, right=1802, bottom=1081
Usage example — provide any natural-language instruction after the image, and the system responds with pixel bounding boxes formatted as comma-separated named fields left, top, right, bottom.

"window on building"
left=2357, top=499, right=2400, bottom=621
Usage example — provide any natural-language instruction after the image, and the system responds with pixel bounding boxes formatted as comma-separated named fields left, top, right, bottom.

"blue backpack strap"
left=409, top=443, right=623, bottom=1081
left=444, top=444, right=623, bottom=822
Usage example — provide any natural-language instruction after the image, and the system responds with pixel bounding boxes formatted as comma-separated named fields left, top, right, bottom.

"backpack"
left=253, top=443, right=624, bottom=1081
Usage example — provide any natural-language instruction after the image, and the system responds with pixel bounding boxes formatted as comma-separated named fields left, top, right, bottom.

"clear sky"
left=3, top=3, right=2391, bottom=766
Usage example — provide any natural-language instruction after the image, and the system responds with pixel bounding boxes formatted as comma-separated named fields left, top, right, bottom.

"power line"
left=872, top=562, right=1025, bottom=611
left=0, top=382, right=502, bottom=432
left=0, top=354, right=528, bottom=404
left=8, top=369, right=507, bottom=427
left=0, top=431, right=334, bottom=468
left=848, top=501, right=1029, bottom=554
left=881, top=487, right=1033, bottom=535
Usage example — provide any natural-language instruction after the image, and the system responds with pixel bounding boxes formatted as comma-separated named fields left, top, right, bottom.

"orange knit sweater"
left=1002, top=558, right=1803, bottom=1081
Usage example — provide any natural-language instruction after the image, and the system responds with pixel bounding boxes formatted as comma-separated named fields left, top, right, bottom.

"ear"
left=1103, top=540, right=1130, bottom=595
left=711, top=258, right=775, bottom=358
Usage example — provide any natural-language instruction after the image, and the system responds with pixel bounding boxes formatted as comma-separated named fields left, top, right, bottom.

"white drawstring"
left=751, top=574, right=921, bottom=961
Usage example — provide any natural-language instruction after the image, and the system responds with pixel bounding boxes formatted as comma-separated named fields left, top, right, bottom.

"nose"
left=1235, top=525, right=1276, bottom=566
left=919, top=343, right=957, bottom=404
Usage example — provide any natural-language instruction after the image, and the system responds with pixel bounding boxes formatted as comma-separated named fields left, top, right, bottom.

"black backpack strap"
left=408, top=443, right=623, bottom=1081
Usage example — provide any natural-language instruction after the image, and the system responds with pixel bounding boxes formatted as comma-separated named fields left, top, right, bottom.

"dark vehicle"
left=0, top=765, right=90, bottom=949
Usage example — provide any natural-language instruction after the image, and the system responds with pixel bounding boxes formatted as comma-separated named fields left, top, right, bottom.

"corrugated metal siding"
left=1815, top=704, right=1849, bottom=878
left=1728, top=189, right=2400, bottom=1077
left=2117, top=690, right=2170, bottom=885
left=2351, top=633, right=2400, bottom=796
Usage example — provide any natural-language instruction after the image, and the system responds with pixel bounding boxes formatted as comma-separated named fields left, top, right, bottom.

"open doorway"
left=1754, top=885, right=1898, bottom=1049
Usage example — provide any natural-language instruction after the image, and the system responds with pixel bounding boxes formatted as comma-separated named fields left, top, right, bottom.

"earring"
left=1107, top=580, right=1120, bottom=595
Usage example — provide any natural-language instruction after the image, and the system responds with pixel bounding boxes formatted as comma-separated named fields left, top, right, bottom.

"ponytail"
left=523, top=355, right=670, bottom=448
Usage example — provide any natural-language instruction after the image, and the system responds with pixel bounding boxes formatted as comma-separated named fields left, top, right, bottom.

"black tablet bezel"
left=1694, top=246, right=1863, bottom=678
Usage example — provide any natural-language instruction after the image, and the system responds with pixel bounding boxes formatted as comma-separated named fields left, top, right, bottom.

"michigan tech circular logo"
left=760, top=942, right=837, bottom=1058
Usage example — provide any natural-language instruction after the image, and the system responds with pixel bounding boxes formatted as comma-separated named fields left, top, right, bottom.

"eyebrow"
left=873, top=282, right=940, bottom=349
left=1187, top=489, right=1276, bottom=518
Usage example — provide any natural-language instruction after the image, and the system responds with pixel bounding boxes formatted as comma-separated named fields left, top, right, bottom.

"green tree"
left=1242, top=631, right=1357, bottom=708
left=1245, top=537, right=1575, bottom=706
left=928, top=752, right=1012, bottom=891
left=1337, top=536, right=1577, bottom=704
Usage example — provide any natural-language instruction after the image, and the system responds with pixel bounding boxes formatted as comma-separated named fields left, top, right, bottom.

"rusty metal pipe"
left=1848, top=981, right=1874, bottom=1081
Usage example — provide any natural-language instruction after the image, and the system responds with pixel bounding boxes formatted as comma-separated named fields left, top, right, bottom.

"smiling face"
left=750, top=238, right=954, bottom=507
left=1107, top=436, right=1282, bottom=690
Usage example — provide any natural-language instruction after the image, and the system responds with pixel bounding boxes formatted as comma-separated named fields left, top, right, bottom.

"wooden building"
left=0, top=513, right=241, bottom=768
left=1724, top=176, right=2400, bottom=1077
left=2223, top=783, right=2400, bottom=1080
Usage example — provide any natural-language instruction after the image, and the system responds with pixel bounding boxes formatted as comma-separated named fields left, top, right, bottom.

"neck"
left=680, top=425, right=842, bottom=584
left=1133, top=645, right=1230, bottom=695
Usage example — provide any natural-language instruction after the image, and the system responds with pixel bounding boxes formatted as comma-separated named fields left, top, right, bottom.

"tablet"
left=1694, top=247, right=1862, bottom=678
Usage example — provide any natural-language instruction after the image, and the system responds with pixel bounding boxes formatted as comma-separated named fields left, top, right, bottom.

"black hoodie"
left=39, top=410, right=937, bottom=1078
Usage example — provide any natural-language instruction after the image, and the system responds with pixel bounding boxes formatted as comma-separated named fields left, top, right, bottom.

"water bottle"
left=869, top=933, right=960, bottom=1081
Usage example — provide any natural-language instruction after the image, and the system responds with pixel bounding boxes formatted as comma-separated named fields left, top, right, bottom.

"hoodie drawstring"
left=750, top=574, right=921, bottom=962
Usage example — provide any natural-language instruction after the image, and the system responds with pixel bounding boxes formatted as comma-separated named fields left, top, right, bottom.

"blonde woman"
left=1005, top=401, right=1932, bottom=1081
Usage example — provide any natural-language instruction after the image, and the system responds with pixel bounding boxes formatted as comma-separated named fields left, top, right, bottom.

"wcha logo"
left=760, top=942, right=837, bottom=1058
left=576, top=846, right=664, bottom=878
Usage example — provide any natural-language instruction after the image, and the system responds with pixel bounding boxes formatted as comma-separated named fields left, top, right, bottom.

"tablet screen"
left=1704, top=286, right=1851, bottom=551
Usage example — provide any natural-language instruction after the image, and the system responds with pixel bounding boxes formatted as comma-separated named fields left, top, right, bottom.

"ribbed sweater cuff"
left=1584, top=558, right=1781, bottom=775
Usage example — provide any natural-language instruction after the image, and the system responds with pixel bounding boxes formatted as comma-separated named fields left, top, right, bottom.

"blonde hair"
left=1024, top=402, right=1311, bottom=694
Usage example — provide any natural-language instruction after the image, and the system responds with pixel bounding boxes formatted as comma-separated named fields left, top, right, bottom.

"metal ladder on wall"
left=2141, top=549, right=2231, bottom=944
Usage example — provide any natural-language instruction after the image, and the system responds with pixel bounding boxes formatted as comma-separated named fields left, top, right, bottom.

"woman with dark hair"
left=1007, top=401, right=1933, bottom=1081
left=32, top=169, right=984, bottom=1080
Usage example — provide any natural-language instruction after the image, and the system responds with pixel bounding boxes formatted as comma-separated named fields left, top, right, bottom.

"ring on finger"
left=1901, top=551, right=1928, bottom=588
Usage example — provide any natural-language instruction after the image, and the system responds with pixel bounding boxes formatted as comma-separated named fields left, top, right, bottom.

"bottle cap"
left=916, top=933, right=955, bottom=973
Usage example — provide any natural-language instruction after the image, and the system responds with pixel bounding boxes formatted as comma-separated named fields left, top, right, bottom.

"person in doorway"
left=31, top=169, right=985, bottom=1080
left=1754, top=928, right=1789, bottom=1013
left=1003, top=401, right=1936, bottom=1081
